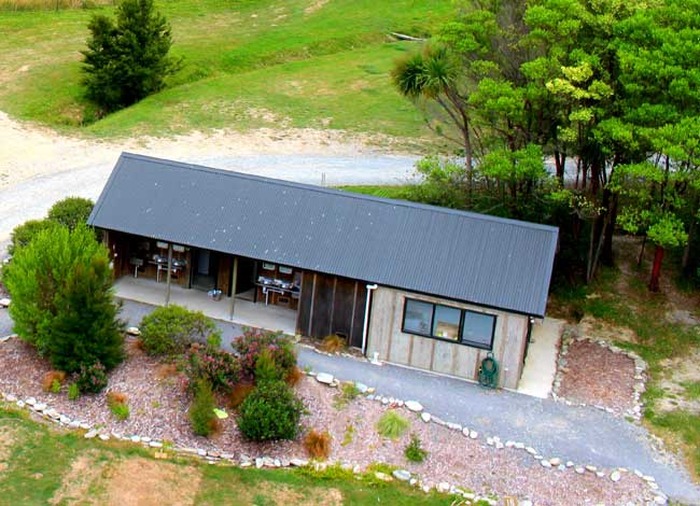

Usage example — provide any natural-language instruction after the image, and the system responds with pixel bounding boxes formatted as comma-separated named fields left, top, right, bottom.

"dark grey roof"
left=89, top=153, right=558, bottom=316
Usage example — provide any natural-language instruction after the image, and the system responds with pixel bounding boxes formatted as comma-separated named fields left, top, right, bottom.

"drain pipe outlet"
left=361, top=283, right=378, bottom=356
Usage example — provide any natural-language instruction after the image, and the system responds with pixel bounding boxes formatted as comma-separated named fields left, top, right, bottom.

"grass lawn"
left=0, top=0, right=452, bottom=141
left=0, top=407, right=460, bottom=505
left=549, top=240, right=700, bottom=480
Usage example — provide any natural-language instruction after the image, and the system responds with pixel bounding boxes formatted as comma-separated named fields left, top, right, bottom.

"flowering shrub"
left=232, top=328, right=296, bottom=383
left=183, top=343, right=241, bottom=394
left=75, top=361, right=108, bottom=394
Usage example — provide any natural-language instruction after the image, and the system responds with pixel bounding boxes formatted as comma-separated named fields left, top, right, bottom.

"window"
left=401, top=298, right=496, bottom=350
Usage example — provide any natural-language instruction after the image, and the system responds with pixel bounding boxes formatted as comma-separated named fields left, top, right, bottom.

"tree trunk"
left=649, top=245, right=664, bottom=292
left=637, top=235, right=647, bottom=267
left=601, top=191, right=618, bottom=266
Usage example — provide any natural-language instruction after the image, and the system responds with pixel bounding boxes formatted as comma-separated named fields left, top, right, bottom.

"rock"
left=610, top=471, right=621, bottom=482
left=392, top=469, right=411, bottom=481
left=469, top=430, right=478, bottom=439
left=141, top=436, right=152, bottom=443
left=5, top=394, right=16, bottom=403
left=409, top=478, right=418, bottom=486
left=575, top=467, right=585, bottom=475
left=130, top=435, right=141, bottom=443
left=585, top=465, right=597, bottom=473
left=59, top=415, right=71, bottom=424
left=79, top=423, right=91, bottom=430
left=25, top=397, right=36, bottom=406
left=0, top=297, right=11, bottom=307
left=421, top=412, right=431, bottom=423
left=273, top=459, right=281, bottom=467
left=520, top=501, right=533, bottom=506
left=549, top=458, right=561, bottom=467
left=366, top=394, right=375, bottom=401
left=525, top=447, right=537, bottom=455
left=240, top=461, right=252, bottom=468
left=405, top=400, right=423, bottom=412
left=446, top=422, right=461, bottom=431
left=315, top=372, right=334, bottom=385
left=514, top=442, right=525, bottom=449
left=15, top=400, right=25, bottom=408
left=149, top=441, right=163, bottom=448
left=505, top=441, right=515, bottom=448
left=84, top=430, right=98, bottom=439
left=486, top=437, right=494, bottom=446
left=381, top=397, right=389, bottom=405
left=540, top=460, right=552, bottom=468
left=68, top=420, right=81, bottom=429
left=374, top=472, right=392, bottom=482
left=643, top=475, right=656, bottom=483
left=495, top=442, right=504, bottom=450
left=653, top=495, right=667, bottom=505
left=355, top=382, right=369, bottom=394
left=255, top=458, right=264, bottom=469
left=197, top=449, right=207, bottom=457
left=99, top=434, right=109, bottom=441
left=436, top=482, right=450, bottom=493
left=290, top=458, right=308, bottom=467
left=126, top=326, right=141, bottom=336
left=566, top=461, right=574, bottom=468
left=596, top=471, right=605, bottom=478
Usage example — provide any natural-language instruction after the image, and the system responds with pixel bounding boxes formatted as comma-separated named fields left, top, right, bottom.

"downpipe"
left=361, top=283, right=378, bottom=356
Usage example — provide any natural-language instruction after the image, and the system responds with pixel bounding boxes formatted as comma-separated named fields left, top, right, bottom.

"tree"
left=82, top=0, right=179, bottom=114
left=3, top=225, right=124, bottom=372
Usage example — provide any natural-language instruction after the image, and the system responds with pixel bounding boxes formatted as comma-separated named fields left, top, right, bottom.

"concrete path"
left=517, top=318, right=564, bottom=399
left=1, top=300, right=699, bottom=504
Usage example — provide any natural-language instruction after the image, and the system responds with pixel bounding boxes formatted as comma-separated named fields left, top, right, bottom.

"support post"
left=165, top=243, right=173, bottom=306
left=229, top=256, right=238, bottom=320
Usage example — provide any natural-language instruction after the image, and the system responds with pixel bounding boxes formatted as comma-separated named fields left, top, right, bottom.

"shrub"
left=376, top=410, right=410, bottom=440
left=233, top=328, right=296, bottom=382
left=333, top=382, right=360, bottom=409
left=42, top=370, right=66, bottom=392
left=304, top=429, right=332, bottom=460
left=182, top=343, right=240, bottom=394
left=320, top=334, right=347, bottom=353
left=4, top=225, right=124, bottom=373
left=189, top=379, right=217, bottom=437
left=67, top=383, right=80, bottom=401
left=107, top=393, right=130, bottom=421
left=404, top=433, right=428, bottom=463
left=237, top=380, right=303, bottom=441
left=227, top=382, right=255, bottom=410
left=8, top=219, right=56, bottom=256
left=140, top=305, right=221, bottom=357
left=75, top=361, right=108, bottom=394
left=47, top=197, right=94, bottom=231
left=254, top=348, right=284, bottom=384
left=285, top=366, right=305, bottom=387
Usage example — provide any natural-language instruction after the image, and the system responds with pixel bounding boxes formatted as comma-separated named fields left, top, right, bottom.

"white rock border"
left=552, top=325, right=648, bottom=421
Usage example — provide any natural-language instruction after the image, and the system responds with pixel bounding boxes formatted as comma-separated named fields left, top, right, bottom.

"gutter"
left=361, top=283, right=379, bottom=356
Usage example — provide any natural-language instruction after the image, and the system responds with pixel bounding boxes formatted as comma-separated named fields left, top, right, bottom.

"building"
left=88, top=153, right=559, bottom=389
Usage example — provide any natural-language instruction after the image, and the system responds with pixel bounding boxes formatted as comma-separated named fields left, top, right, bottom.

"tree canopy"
left=81, top=0, right=179, bottom=114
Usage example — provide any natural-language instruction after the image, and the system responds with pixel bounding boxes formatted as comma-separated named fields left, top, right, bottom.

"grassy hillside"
left=0, top=0, right=452, bottom=139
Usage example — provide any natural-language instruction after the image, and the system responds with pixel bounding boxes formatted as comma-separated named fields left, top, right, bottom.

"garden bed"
left=0, top=335, right=657, bottom=506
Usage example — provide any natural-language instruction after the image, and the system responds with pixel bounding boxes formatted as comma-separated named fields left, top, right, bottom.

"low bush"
left=183, top=343, right=241, bottom=394
left=333, top=382, right=360, bottom=409
left=404, top=433, right=428, bottom=463
left=320, top=334, right=347, bottom=353
left=139, top=305, right=221, bottom=357
left=233, top=328, right=296, bottom=382
left=107, top=393, right=130, bottom=421
left=67, top=383, right=80, bottom=401
left=75, top=361, right=108, bottom=394
left=42, top=370, right=66, bottom=392
left=237, top=380, right=303, bottom=441
left=304, top=429, right=332, bottom=460
left=7, top=219, right=56, bottom=255
left=47, top=197, right=94, bottom=231
left=376, top=410, right=409, bottom=440
left=189, top=379, right=217, bottom=437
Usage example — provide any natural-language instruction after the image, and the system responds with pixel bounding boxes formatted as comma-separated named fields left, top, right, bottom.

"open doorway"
left=191, top=249, right=218, bottom=291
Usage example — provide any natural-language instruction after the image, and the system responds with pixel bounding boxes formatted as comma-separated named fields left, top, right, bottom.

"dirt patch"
left=557, top=339, right=637, bottom=415
left=99, top=457, right=201, bottom=506
left=578, top=315, right=638, bottom=344
left=250, top=482, right=343, bottom=505
left=657, top=349, right=700, bottom=415
left=305, top=0, right=329, bottom=15
left=0, top=425, right=21, bottom=464
left=49, top=450, right=109, bottom=505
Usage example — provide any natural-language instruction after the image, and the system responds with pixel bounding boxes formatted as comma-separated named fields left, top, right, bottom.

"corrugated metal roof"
left=89, top=153, right=559, bottom=316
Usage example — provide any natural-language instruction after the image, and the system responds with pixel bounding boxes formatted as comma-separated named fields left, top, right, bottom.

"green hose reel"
left=478, top=352, right=499, bottom=388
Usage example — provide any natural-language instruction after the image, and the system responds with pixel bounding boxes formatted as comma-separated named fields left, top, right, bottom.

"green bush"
left=7, top=219, right=56, bottom=256
left=254, top=348, right=284, bottom=384
left=109, top=402, right=130, bottom=421
left=183, top=343, right=241, bottom=394
left=75, top=361, right=108, bottom=394
left=233, top=328, right=296, bottom=382
left=404, top=433, right=428, bottom=463
left=376, top=410, right=409, bottom=440
left=67, top=383, right=80, bottom=401
left=237, top=380, right=303, bottom=441
left=189, top=379, right=217, bottom=437
left=4, top=224, right=124, bottom=372
left=47, top=197, right=94, bottom=231
left=139, top=305, right=221, bottom=357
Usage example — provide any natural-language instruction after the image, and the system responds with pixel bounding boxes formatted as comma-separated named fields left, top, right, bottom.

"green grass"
left=338, top=185, right=414, bottom=200
left=0, top=405, right=456, bottom=505
left=376, top=410, right=410, bottom=440
left=0, top=0, right=453, bottom=140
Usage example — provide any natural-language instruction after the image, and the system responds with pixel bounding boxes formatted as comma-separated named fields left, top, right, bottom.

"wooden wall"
left=366, top=287, right=529, bottom=390
left=296, top=272, right=367, bottom=348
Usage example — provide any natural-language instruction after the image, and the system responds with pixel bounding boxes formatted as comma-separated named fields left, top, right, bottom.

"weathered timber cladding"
left=367, top=287, right=528, bottom=389
left=217, top=255, right=233, bottom=296
left=296, top=272, right=367, bottom=347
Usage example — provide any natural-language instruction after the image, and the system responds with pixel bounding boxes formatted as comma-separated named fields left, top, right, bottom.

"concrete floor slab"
left=517, top=317, right=564, bottom=398
left=113, top=277, right=297, bottom=335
